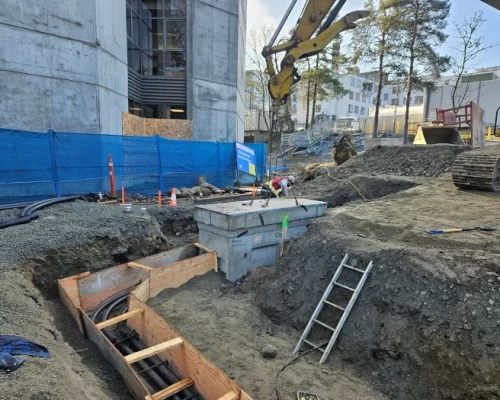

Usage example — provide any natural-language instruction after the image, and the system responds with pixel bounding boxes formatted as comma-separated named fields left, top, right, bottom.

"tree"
left=449, top=11, right=498, bottom=110
left=299, top=41, right=348, bottom=128
left=383, top=0, right=451, bottom=144
left=351, top=0, right=402, bottom=138
left=245, top=25, right=276, bottom=132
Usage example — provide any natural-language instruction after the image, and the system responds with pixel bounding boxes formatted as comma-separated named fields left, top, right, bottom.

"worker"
left=262, top=176, right=296, bottom=198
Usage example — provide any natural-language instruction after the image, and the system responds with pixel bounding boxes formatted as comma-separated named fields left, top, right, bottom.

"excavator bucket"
left=414, top=126, right=465, bottom=145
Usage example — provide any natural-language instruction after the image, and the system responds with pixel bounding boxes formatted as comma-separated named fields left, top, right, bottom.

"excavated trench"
left=0, top=176, right=435, bottom=399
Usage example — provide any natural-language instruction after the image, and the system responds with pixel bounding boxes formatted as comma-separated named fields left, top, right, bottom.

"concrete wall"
left=188, top=0, right=246, bottom=142
left=0, top=0, right=128, bottom=133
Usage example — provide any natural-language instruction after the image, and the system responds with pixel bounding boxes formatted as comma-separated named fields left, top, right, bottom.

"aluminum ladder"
left=293, top=254, right=373, bottom=364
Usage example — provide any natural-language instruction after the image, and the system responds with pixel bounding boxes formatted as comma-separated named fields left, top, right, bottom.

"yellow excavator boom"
left=262, top=0, right=368, bottom=105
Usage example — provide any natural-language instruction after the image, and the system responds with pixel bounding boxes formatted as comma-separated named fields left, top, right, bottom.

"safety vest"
left=264, top=177, right=284, bottom=197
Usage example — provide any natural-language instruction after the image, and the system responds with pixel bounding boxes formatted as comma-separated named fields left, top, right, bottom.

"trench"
left=15, top=176, right=425, bottom=399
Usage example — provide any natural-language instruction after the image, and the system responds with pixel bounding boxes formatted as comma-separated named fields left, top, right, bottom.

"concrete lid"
left=194, top=198, right=327, bottom=216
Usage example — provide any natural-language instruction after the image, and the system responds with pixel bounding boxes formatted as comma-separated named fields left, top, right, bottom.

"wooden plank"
left=81, top=312, right=151, bottom=400
left=58, top=278, right=85, bottom=334
left=96, top=308, right=144, bottom=330
left=132, top=278, right=150, bottom=302
left=137, top=245, right=198, bottom=268
left=98, top=200, right=118, bottom=204
left=217, top=391, right=238, bottom=400
left=128, top=262, right=154, bottom=272
left=239, top=390, right=253, bottom=400
left=125, top=337, right=184, bottom=364
left=79, top=264, right=149, bottom=311
left=127, top=295, right=246, bottom=399
left=150, top=378, right=194, bottom=400
left=149, top=253, right=215, bottom=298
left=194, top=242, right=214, bottom=254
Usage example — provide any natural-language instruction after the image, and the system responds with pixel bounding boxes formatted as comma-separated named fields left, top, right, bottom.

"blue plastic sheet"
left=0, top=128, right=267, bottom=201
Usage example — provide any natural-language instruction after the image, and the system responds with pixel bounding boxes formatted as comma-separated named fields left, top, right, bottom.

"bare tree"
left=246, top=25, right=276, bottom=131
left=449, top=11, right=498, bottom=110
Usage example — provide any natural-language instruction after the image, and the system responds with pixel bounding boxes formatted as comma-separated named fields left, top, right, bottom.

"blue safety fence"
left=0, top=128, right=267, bottom=202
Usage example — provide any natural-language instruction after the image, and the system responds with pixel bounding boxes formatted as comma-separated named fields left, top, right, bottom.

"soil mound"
left=298, top=145, right=471, bottom=182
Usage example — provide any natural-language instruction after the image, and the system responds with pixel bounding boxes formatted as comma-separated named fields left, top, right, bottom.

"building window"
left=415, top=95, right=424, bottom=106
left=392, top=87, right=398, bottom=94
left=391, top=99, right=398, bottom=106
left=360, top=107, right=365, bottom=116
left=374, top=84, right=378, bottom=93
left=354, top=106, right=359, bottom=114
left=372, top=97, right=376, bottom=105
left=350, top=77, right=356, bottom=87
left=361, top=95, right=366, bottom=103
left=383, top=93, right=388, bottom=101
left=128, top=99, right=142, bottom=116
left=349, top=91, right=354, bottom=100
left=348, top=104, right=353, bottom=113
left=355, top=93, right=360, bottom=101
left=315, top=105, right=321, bottom=113
left=127, top=0, right=187, bottom=77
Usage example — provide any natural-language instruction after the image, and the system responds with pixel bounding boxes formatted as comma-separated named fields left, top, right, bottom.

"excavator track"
left=452, top=146, right=500, bottom=191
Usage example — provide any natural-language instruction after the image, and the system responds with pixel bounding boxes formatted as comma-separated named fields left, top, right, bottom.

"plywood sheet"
left=149, top=253, right=216, bottom=298
left=58, top=272, right=90, bottom=334
left=138, top=245, right=198, bottom=268
left=471, top=101, right=485, bottom=147
left=122, top=112, right=193, bottom=139
left=127, top=295, right=245, bottom=400
left=78, top=265, right=148, bottom=311
left=82, top=312, right=151, bottom=400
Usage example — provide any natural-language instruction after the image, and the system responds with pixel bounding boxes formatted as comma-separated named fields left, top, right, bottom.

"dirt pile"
left=298, top=145, right=471, bottom=182
left=245, top=179, right=500, bottom=400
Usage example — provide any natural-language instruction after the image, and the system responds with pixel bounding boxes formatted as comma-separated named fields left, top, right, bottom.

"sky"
left=247, top=0, right=500, bottom=69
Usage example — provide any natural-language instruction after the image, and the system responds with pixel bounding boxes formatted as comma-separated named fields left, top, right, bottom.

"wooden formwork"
left=58, top=243, right=252, bottom=400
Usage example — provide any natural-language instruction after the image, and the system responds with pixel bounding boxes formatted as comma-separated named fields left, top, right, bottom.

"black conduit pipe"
left=0, top=196, right=82, bottom=229
left=0, top=200, right=37, bottom=211
left=94, top=292, right=199, bottom=400
left=92, top=293, right=178, bottom=397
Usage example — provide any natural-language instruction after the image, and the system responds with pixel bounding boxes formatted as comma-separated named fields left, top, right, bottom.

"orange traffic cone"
left=169, top=189, right=178, bottom=207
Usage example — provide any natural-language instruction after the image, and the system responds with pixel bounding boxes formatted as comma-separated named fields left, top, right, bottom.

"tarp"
left=0, top=128, right=267, bottom=201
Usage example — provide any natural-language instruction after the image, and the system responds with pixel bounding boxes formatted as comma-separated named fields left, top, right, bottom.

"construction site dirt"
left=1, top=144, right=499, bottom=400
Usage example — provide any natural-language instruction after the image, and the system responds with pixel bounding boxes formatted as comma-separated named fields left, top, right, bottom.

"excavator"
left=261, top=0, right=368, bottom=166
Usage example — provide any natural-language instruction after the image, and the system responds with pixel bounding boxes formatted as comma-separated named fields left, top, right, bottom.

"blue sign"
left=235, top=142, right=256, bottom=176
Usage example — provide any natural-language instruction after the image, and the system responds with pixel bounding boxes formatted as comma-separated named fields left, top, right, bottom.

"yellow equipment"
left=262, top=0, right=369, bottom=105
left=414, top=126, right=465, bottom=145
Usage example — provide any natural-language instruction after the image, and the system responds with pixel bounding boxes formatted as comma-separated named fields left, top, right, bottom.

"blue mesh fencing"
left=0, top=128, right=266, bottom=202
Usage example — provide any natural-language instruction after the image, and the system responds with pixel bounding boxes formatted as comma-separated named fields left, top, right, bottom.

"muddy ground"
left=1, top=144, right=498, bottom=400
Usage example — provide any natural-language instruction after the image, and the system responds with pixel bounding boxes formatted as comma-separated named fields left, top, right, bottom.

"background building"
left=0, top=0, right=246, bottom=141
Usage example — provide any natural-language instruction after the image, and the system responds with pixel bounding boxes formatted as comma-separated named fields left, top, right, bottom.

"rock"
left=261, top=344, right=278, bottom=359
left=110, top=246, right=128, bottom=255
left=442, top=295, right=451, bottom=301
left=485, top=271, right=498, bottom=277
left=489, top=299, right=495, bottom=305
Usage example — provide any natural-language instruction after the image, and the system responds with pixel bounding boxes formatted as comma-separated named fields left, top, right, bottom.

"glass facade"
left=127, top=0, right=187, bottom=119
left=127, top=0, right=186, bottom=77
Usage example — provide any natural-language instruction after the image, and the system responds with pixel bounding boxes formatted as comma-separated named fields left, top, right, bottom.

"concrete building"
left=0, top=0, right=246, bottom=141
left=291, top=73, right=393, bottom=129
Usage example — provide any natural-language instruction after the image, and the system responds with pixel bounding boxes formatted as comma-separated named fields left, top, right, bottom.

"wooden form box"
left=58, top=243, right=252, bottom=400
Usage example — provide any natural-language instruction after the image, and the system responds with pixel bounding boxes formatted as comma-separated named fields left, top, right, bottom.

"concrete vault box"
left=194, top=198, right=328, bottom=281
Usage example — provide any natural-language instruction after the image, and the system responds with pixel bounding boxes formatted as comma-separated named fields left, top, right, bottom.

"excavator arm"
left=263, top=0, right=369, bottom=104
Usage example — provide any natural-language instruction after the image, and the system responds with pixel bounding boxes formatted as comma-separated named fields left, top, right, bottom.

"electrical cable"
left=275, top=341, right=328, bottom=400
left=0, top=200, right=37, bottom=211
left=319, top=167, right=367, bottom=200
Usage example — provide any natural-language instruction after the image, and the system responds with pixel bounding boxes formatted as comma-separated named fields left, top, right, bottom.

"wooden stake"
left=147, top=378, right=194, bottom=400
left=122, top=187, right=125, bottom=204
left=128, top=262, right=153, bottom=272
left=95, top=309, right=143, bottom=330
left=217, top=392, right=239, bottom=400
left=158, top=190, right=162, bottom=207
left=125, top=337, right=184, bottom=364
